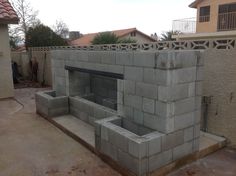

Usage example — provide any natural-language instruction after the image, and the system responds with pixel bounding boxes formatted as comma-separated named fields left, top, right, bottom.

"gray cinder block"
left=172, top=67, right=197, bottom=84
left=184, top=126, right=194, bottom=142
left=173, top=141, right=193, bottom=160
left=124, top=80, right=136, bottom=94
left=101, top=139, right=118, bottom=161
left=161, top=130, right=184, bottom=151
left=133, top=109, right=144, bottom=125
left=116, top=52, right=133, bottom=66
left=174, top=112, right=195, bottom=130
left=143, top=68, right=156, bottom=84
left=148, top=149, right=172, bottom=172
left=143, top=98, right=155, bottom=114
left=128, top=139, right=147, bottom=158
left=158, top=84, right=190, bottom=102
left=124, top=66, right=143, bottom=82
left=173, top=97, right=196, bottom=116
left=136, top=82, right=158, bottom=99
left=133, top=52, right=155, bottom=67
left=156, top=51, right=198, bottom=70
left=101, top=52, right=116, bottom=64
left=124, top=94, right=142, bottom=109
left=118, top=149, right=147, bottom=175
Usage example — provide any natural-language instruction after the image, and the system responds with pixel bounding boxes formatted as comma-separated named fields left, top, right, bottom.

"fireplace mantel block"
left=36, top=50, right=203, bottom=175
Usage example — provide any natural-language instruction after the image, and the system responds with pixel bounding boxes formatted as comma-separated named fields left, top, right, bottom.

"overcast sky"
left=27, top=0, right=196, bottom=36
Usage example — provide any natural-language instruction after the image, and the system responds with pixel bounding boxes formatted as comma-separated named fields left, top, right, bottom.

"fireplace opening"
left=66, top=66, right=123, bottom=110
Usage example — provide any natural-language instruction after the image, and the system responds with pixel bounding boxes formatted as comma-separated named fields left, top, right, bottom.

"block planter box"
left=35, top=90, right=69, bottom=117
left=95, top=117, right=199, bottom=176
left=95, top=117, right=165, bottom=175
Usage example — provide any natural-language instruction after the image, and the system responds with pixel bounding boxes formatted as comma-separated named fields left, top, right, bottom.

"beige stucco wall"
left=11, top=52, right=29, bottom=78
left=121, top=32, right=154, bottom=43
left=0, top=24, right=14, bottom=99
left=196, top=0, right=236, bottom=33
left=11, top=51, right=52, bottom=86
left=202, top=49, right=236, bottom=146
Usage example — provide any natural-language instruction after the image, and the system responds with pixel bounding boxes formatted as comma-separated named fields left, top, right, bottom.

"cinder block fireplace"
left=36, top=50, right=203, bottom=175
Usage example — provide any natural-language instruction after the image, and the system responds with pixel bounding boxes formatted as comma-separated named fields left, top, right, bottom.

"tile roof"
left=0, top=0, right=19, bottom=24
left=70, top=28, right=155, bottom=46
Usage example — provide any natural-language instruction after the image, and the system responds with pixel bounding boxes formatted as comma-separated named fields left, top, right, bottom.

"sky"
left=27, top=0, right=196, bottom=36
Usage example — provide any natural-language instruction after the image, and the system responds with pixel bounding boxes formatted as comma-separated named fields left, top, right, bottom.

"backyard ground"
left=0, top=88, right=120, bottom=176
left=0, top=88, right=236, bottom=176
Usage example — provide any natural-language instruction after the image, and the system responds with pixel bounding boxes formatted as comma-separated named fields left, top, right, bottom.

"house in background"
left=173, top=0, right=236, bottom=40
left=70, top=28, right=156, bottom=46
left=0, top=0, right=19, bottom=99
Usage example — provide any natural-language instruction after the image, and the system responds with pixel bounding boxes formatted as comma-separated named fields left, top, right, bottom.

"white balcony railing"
left=172, top=18, right=196, bottom=34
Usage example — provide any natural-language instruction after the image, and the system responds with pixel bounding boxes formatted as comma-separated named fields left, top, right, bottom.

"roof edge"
left=0, top=18, right=19, bottom=24
left=189, top=0, right=203, bottom=8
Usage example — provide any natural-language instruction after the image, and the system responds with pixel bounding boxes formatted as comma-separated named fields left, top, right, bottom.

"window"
left=199, top=6, right=210, bottom=22
left=218, top=3, right=236, bottom=31
left=131, top=32, right=136, bottom=37
left=219, top=3, right=236, bottom=14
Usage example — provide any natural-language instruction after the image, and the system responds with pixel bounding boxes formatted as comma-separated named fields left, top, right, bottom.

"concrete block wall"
left=51, top=50, right=202, bottom=132
left=35, top=90, right=69, bottom=117
left=69, top=96, right=117, bottom=126
left=49, top=50, right=203, bottom=175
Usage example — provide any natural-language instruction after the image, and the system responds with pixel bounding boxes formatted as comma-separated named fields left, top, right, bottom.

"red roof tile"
left=0, top=0, right=19, bottom=24
left=70, top=28, right=156, bottom=46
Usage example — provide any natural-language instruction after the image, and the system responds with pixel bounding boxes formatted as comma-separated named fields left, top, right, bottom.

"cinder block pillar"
left=117, top=50, right=203, bottom=134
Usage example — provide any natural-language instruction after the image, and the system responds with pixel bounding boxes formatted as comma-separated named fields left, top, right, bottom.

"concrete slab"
left=53, top=115, right=95, bottom=147
left=200, top=132, right=226, bottom=151
left=0, top=88, right=120, bottom=176
left=0, top=98, right=22, bottom=115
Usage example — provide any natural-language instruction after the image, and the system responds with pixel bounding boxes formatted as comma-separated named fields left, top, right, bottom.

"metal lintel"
left=65, top=65, right=124, bottom=79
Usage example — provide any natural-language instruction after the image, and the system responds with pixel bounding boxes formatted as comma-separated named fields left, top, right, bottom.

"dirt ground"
left=0, top=88, right=236, bottom=176
left=168, top=147, right=236, bottom=176
left=0, top=88, right=120, bottom=176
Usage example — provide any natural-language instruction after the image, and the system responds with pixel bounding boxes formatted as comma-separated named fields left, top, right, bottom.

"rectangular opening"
left=66, top=66, right=123, bottom=110
left=111, top=118, right=154, bottom=136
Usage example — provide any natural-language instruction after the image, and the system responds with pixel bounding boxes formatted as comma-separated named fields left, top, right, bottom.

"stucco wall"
left=11, top=51, right=52, bottom=86
left=121, top=32, right=154, bottom=43
left=196, top=0, right=236, bottom=33
left=202, top=49, right=236, bottom=146
left=0, top=24, right=14, bottom=99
